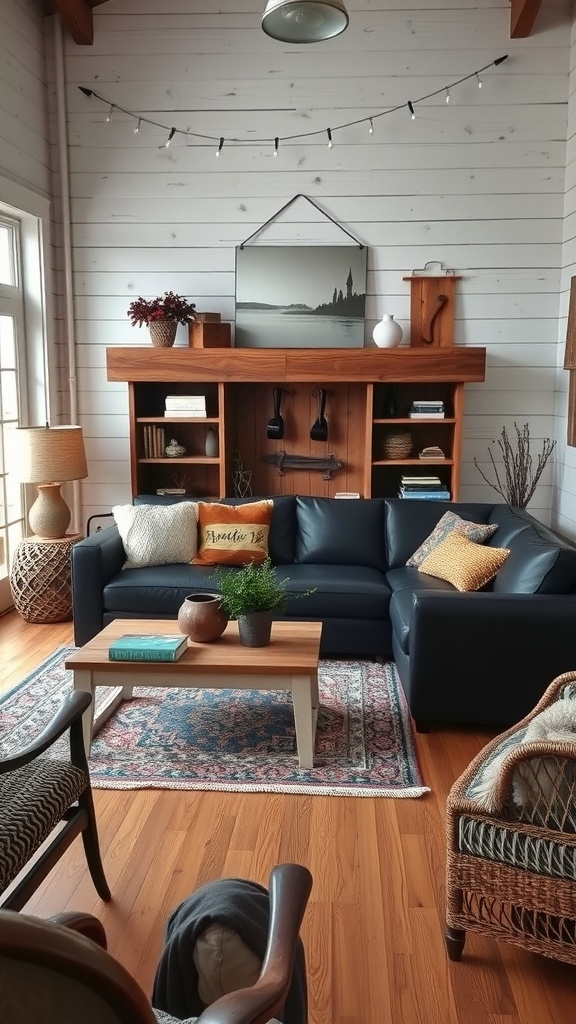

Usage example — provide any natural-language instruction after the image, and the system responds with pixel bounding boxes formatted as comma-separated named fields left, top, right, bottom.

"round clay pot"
left=177, top=593, right=229, bottom=643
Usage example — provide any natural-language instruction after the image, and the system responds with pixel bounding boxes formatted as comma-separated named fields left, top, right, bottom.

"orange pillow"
left=193, top=500, right=273, bottom=566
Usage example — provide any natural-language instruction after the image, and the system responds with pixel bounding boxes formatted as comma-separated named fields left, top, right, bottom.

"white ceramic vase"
left=372, top=315, right=403, bottom=348
left=205, top=426, right=219, bottom=457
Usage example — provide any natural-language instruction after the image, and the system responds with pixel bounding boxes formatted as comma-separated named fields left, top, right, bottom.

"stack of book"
left=164, top=395, right=207, bottom=418
left=418, top=445, right=445, bottom=459
left=399, top=475, right=451, bottom=500
left=108, top=634, right=188, bottom=662
left=410, top=400, right=445, bottom=419
left=142, top=424, right=166, bottom=458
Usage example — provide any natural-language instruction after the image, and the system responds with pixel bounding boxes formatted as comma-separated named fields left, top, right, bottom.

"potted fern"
left=214, top=559, right=313, bottom=647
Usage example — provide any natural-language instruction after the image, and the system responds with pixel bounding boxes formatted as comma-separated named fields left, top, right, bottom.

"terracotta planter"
left=237, top=610, right=273, bottom=647
left=177, top=593, right=228, bottom=643
left=149, top=321, right=177, bottom=348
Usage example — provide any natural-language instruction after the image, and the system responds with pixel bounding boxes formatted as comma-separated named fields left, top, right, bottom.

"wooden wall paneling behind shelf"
left=364, top=384, right=375, bottom=498
left=450, top=382, right=465, bottom=500
left=217, top=382, right=227, bottom=497
left=128, top=383, right=138, bottom=495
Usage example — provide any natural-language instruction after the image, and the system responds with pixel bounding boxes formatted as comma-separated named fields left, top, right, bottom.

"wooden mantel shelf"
left=106, top=346, right=486, bottom=384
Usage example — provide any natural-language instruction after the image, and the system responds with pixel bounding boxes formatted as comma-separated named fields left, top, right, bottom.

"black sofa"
left=71, top=495, right=576, bottom=731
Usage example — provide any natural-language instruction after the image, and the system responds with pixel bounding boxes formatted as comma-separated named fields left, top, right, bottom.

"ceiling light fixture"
left=261, top=0, right=349, bottom=43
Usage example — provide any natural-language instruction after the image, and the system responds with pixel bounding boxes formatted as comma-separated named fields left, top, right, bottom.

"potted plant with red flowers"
left=127, top=291, right=197, bottom=348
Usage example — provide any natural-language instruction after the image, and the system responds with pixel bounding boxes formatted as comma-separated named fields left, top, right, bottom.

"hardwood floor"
left=1, top=610, right=575, bottom=1023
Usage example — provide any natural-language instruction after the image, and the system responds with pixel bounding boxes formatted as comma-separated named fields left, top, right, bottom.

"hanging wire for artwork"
left=78, top=55, right=508, bottom=155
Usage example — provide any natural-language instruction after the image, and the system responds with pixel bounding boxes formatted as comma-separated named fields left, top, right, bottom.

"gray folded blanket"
left=152, top=877, right=307, bottom=1023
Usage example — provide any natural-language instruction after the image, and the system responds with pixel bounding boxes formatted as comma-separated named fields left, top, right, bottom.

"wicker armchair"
left=445, top=670, right=576, bottom=965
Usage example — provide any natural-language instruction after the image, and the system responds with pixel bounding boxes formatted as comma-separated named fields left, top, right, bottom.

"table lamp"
left=16, top=425, right=88, bottom=539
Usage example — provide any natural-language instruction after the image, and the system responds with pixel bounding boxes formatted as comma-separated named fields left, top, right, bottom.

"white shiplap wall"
left=0, top=0, right=50, bottom=196
left=59, top=0, right=572, bottom=524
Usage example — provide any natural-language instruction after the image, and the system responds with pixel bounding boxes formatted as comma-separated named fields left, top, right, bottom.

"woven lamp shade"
left=15, top=426, right=88, bottom=538
left=16, top=425, right=88, bottom=484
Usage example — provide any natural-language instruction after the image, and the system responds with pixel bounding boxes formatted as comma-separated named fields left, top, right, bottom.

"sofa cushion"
left=193, top=500, right=272, bottom=566
left=492, top=528, right=576, bottom=595
left=388, top=573, right=455, bottom=654
left=419, top=533, right=510, bottom=591
left=406, top=510, right=498, bottom=567
left=103, top=563, right=391, bottom=623
left=274, top=564, right=391, bottom=620
left=384, top=499, right=495, bottom=569
left=112, top=501, right=198, bottom=567
left=295, top=497, right=387, bottom=571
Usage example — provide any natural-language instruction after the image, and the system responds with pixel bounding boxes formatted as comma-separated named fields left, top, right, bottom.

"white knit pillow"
left=112, top=502, right=198, bottom=567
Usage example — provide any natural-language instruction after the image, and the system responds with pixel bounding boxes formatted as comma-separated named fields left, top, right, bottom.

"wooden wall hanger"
left=403, top=261, right=462, bottom=347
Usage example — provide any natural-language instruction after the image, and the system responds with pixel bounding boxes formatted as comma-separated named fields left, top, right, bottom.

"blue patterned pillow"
left=406, top=511, right=498, bottom=567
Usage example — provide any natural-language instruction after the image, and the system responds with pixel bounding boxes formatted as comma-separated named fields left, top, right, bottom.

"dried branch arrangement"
left=474, top=422, right=556, bottom=508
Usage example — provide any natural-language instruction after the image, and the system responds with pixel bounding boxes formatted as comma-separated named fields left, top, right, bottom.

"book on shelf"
left=335, top=492, right=362, bottom=499
left=156, top=488, right=186, bottom=496
left=401, top=474, right=442, bottom=483
left=164, top=411, right=207, bottom=418
left=164, top=395, right=207, bottom=409
left=401, top=483, right=446, bottom=492
left=398, top=491, right=451, bottom=500
left=418, top=446, right=445, bottom=459
left=409, top=411, right=445, bottom=419
left=108, top=634, right=189, bottom=662
left=410, top=400, right=445, bottom=407
left=143, top=424, right=165, bottom=458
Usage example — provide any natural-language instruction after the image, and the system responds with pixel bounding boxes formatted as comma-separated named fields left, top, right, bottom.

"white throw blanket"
left=469, top=696, right=576, bottom=813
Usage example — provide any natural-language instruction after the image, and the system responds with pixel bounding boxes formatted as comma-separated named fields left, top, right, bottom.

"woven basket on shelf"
left=382, top=431, right=413, bottom=459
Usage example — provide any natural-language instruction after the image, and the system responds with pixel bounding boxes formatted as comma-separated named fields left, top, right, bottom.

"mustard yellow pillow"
left=418, top=532, right=509, bottom=591
left=193, top=500, right=273, bottom=566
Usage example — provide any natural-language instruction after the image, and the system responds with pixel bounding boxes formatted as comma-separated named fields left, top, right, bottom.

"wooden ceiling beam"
left=509, top=0, right=542, bottom=38
left=53, top=0, right=94, bottom=45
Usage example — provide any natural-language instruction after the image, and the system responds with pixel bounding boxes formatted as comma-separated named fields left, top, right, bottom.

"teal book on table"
left=108, top=634, right=188, bottom=662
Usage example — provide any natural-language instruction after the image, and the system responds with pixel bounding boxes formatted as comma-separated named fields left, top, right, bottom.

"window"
left=0, top=179, right=50, bottom=615
left=0, top=217, right=27, bottom=610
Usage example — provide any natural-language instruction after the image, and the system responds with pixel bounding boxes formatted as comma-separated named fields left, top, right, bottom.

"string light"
left=80, top=54, right=508, bottom=154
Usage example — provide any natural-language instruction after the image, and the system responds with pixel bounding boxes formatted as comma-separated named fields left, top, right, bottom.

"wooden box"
left=188, top=321, right=231, bottom=348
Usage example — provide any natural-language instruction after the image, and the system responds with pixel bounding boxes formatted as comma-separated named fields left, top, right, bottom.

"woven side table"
left=9, top=534, right=82, bottom=623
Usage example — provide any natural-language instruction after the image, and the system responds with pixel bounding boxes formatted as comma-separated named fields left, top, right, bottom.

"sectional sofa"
left=71, top=495, right=576, bottom=731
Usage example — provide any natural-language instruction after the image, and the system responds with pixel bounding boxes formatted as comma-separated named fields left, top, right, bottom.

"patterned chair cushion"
left=458, top=815, right=576, bottom=882
left=0, top=759, right=87, bottom=892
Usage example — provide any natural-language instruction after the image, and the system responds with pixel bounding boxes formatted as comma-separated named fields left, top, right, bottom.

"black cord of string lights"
left=79, top=54, right=508, bottom=154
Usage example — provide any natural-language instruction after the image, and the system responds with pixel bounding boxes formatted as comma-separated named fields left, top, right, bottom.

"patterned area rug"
left=0, top=646, right=428, bottom=797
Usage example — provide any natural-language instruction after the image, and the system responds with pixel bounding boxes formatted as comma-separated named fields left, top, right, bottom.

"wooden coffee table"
left=65, top=619, right=322, bottom=768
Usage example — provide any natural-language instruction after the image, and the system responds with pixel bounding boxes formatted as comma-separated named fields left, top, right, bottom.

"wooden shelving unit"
left=107, top=347, right=486, bottom=500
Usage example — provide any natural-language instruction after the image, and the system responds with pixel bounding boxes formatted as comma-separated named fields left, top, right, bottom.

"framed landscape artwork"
left=235, top=245, right=367, bottom=348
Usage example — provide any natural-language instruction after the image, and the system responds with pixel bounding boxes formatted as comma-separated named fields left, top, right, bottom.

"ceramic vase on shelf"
left=372, top=315, right=403, bottom=348
left=149, top=320, right=177, bottom=348
left=205, top=426, right=219, bottom=457
left=177, top=593, right=229, bottom=643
